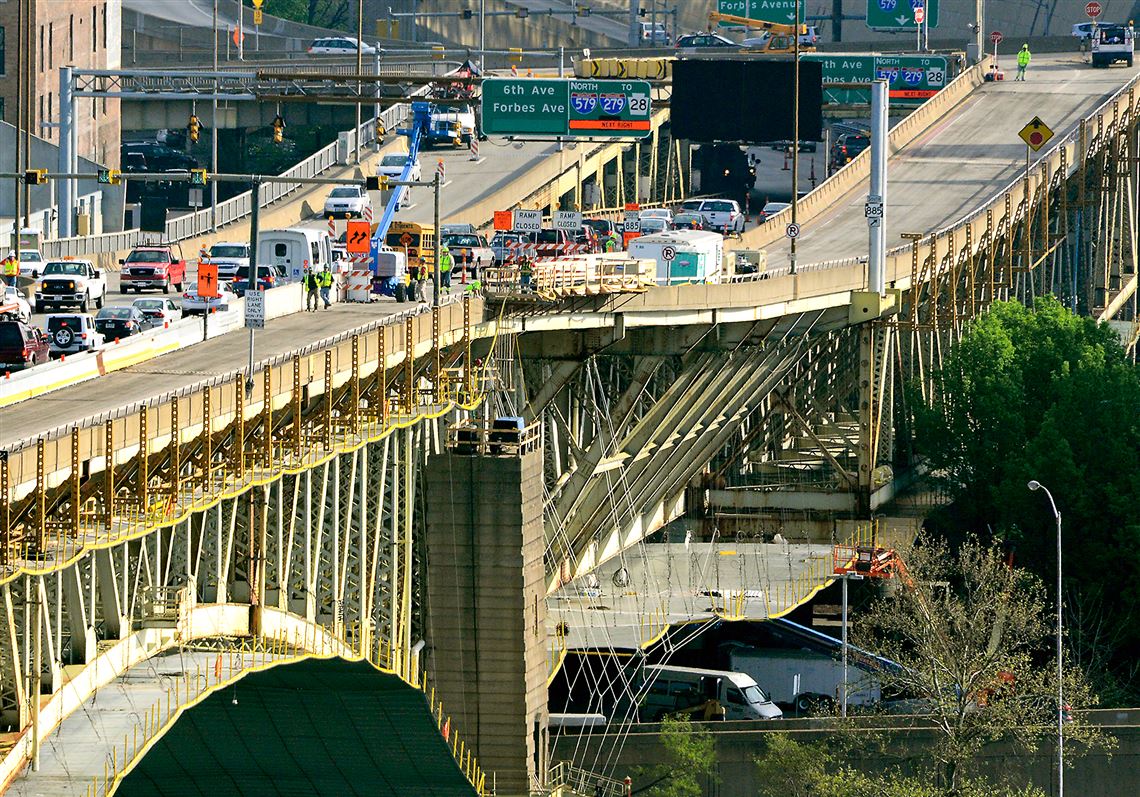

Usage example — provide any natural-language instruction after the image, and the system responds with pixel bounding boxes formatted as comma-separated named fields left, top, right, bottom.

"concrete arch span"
left=3, top=605, right=479, bottom=796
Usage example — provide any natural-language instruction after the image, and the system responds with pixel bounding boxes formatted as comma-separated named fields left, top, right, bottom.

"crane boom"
left=707, top=12, right=807, bottom=35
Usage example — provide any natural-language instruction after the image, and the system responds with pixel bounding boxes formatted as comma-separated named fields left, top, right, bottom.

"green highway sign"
left=866, top=0, right=939, bottom=30
left=481, top=78, right=652, bottom=138
left=802, top=54, right=949, bottom=105
left=716, top=0, right=803, bottom=25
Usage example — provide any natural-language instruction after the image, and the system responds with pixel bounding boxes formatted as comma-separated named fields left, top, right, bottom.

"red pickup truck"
left=118, top=244, right=187, bottom=294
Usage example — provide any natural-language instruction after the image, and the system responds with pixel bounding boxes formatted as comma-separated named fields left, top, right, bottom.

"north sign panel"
left=482, top=78, right=652, bottom=138
left=803, top=53, right=948, bottom=105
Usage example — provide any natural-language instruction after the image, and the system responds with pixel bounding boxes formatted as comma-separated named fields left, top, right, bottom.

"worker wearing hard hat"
left=1015, top=44, right=1032, bottom=81
left=438, top=244, right=453, bottom=294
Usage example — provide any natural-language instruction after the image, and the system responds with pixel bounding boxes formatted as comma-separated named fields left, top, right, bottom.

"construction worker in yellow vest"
left=1, top=253, right=18, bottom=286
left=1015, top=44, right=1032, bottom=81
left=318, top=265, right=334, bottom=309
left=438, top=245, right=454, bottom=293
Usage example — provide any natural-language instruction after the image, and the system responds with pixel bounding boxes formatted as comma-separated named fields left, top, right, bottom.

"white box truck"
left=258, top=228, right=335, bottom=283
left=613, top=663, right=782, bottom=722
left=628, top=230, right=724, bottom=286
left=728, top=647, right=881, bottom=713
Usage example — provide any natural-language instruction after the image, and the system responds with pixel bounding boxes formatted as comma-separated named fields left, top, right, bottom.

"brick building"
left=0, top=0, right=121, bottom=167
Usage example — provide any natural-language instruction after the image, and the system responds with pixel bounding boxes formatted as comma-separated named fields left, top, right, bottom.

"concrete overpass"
left=1, top=54, right=1137, bottom=796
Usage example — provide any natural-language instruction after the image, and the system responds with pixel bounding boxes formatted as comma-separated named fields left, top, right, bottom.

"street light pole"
left=1028, top=479, right=1064, bottom=797
left=433, top=172, right=441, bottom=308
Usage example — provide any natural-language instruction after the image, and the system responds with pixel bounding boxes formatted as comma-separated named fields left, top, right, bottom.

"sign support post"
left=867, top=81, right=888, bottom=295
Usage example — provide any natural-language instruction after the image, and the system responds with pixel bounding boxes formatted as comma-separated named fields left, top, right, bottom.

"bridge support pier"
left=424, top=433, right=548, bottom=797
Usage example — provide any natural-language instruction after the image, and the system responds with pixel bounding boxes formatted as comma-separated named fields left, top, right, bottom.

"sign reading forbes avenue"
left=481, top=78, right=653, bottom=138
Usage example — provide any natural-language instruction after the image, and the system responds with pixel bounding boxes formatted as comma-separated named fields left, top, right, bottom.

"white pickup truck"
left=34, top=259, right=107, bottom=313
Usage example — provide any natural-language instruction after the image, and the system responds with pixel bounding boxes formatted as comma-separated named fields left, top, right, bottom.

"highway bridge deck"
left=0, top=298, right=424, bottom=449
left=756, top=53, right=1130, bottom=266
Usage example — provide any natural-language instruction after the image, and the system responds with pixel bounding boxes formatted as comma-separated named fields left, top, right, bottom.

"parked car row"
left=0, top=289, right=187, bottom=373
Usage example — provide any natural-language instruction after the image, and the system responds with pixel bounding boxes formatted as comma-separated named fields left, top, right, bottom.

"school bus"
left=385, top=222, right=436, bottom=271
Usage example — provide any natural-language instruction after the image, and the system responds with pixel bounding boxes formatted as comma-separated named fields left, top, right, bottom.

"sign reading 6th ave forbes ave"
left=481, top=78, right=652, bottom=138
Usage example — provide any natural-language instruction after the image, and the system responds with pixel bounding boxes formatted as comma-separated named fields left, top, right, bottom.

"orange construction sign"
left=346, top=221, right=371, bottom=254
left=493, top=211, right=513, bottom=231
left=198, top=262, right=219, bottom=298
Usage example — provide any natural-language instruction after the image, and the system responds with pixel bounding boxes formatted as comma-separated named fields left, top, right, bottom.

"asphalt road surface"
left=758, top=54, right=1132, bottom=266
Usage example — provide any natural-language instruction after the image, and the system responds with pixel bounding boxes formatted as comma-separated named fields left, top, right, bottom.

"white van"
left=258, top=228, right=334, bottom=283
left=616, top=664, right=782, bottom=722
left=629, top=230, right=724, bottom=286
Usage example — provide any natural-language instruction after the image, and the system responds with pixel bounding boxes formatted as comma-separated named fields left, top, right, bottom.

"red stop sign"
left=1086, top=1, right=1102, bottom=19
left=915, top=7, right=925, bottom=23
left=990, top=30, right=1004, bottom=44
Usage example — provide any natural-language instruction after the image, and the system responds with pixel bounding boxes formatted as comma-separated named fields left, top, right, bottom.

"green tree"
left=853, top=536, right=1108, bottom=791
left=753, top=732, right=1049, bottom=797
left=912, top=296, right=1140, bottom=701
left=246, top=0, right=351, bottom=30
left=636, top=715, right=718, bottom=797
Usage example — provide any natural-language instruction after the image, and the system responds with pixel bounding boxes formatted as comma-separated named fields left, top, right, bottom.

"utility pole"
left=480, top=0, right=487, bottom=73
left=23, top=0, right=33, bottom=229
left=790, top=0, right=801, bottom=275
left=629, top=0, right=639, bottom=48
left=14, top=0, right=24, bottom=237
left=868, top=80, right=888, bottom=295
left=212, top=1, right=220, bottom=231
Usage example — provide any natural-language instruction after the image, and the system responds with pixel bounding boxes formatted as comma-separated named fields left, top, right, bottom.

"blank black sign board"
left=671, top=59, right=823, bottom=144
left=140, top=201, right=168, bottom=234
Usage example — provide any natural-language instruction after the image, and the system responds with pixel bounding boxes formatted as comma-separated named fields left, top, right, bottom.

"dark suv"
left=830, top=133, right=870, bottom=171
left=0, top=320, right=50, bottom=371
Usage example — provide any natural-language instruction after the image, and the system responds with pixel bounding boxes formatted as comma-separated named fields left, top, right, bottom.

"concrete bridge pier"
left=425, top=426, right=549, bottom=796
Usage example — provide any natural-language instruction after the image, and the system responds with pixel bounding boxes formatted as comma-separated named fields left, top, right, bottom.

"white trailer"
left=258, top=228, right=334, bottom=283
left=1091, top=23, right=1134, bottom=68
left=729, top=648, right=881, bottom=712
left=628, top=230, right=724, bottom=286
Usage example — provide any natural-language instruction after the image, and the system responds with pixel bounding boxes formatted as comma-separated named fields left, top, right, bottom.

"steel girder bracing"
left=0, top=302, right=487, bottom=782
left=523, top=311, right=846, bottom=590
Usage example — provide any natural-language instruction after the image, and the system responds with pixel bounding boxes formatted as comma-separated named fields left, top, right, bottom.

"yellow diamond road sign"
left=1018, top=116, right=1054, bottom=152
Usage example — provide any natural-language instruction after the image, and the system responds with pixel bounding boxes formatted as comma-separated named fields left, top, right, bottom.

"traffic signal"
left=188, top=114, right=201, bottom=144
left=96, top=169, right=121, bottom=185
left=516, top=8, right=528, bottom=18
left=24, top=169, right=47, bottom=185
left=366, top=175, right=381, bottom=191
left=272, top=114, right=286, bottom=144
left=190, top=168, right=208, bottom=186
left=578, top=6, right=592, bottom=15
left=461, top=9, right=472, bottom=19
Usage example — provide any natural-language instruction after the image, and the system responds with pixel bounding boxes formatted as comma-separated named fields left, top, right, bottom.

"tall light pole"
left=1028, top=479, right=1064, bottom=797
left=356, top=0, right=364, bottom=164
